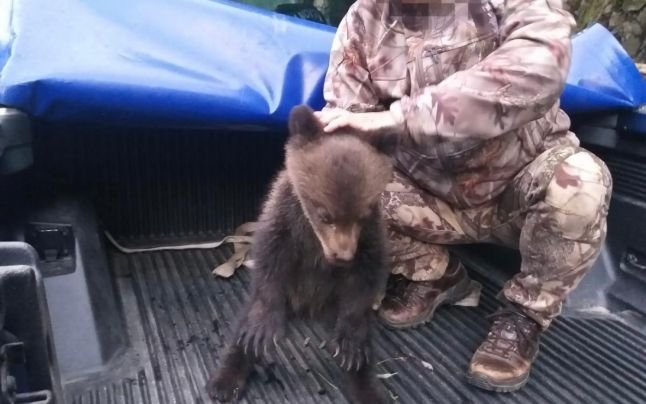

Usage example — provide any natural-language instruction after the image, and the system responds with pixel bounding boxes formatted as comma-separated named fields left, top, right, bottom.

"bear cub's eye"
left=318, top=210, right=333, bottom=224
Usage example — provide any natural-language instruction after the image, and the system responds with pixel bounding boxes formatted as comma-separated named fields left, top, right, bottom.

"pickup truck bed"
left=1, top=119, right=644, bottom=404
left=66, top=247, right=646, bottom=404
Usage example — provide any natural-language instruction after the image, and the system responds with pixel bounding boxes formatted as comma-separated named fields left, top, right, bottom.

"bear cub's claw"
left=236, top=311, right=285, bottom=359
left=329, top=334, right=370, bottom=372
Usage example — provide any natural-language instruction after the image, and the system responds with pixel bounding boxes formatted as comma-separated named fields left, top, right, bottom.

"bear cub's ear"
left=288, top=104, right=323, bottom=147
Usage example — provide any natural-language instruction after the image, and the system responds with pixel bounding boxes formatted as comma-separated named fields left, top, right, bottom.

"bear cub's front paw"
left=236, top=310, right=285, bottom=358
left=328, top=334, right=370, bottom=372
left=205, top=368, right=246, bottom=403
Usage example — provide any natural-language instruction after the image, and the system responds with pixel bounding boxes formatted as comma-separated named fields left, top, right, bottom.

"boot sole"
left=465, top=372, right=529, bottom=393
left=465, top=347, right=540, bottom=393
left=380, top=275, right=474, bottom=330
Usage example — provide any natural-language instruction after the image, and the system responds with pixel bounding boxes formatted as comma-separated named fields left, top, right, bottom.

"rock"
left=623, top=0, right=644, bottom=13
left=608, top=12, right=622, bottom=29
left=639, top=7, right=646, bottom=26
left=619, top=19, right=643, bottom=37
left=603, top=2, right=614, bottom=15
left=623, top=34, right=641, bottom=55
left=629, top=20, right=642, bottom=37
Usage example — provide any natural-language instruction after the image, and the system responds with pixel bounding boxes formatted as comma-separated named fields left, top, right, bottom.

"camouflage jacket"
left=322, top=0, right=581, bottom=208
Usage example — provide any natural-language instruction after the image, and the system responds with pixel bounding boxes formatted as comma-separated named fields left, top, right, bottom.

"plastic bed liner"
left=62, top=245, right=646, bottom=404
left=10, top=116, right=644, bottom=404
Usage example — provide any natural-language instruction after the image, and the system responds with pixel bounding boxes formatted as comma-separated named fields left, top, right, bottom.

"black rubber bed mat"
left=65, top=247, right=646, bottom=404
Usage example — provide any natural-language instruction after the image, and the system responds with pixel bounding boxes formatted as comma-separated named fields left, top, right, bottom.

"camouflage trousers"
left=382, top=145, right=612, bottom=329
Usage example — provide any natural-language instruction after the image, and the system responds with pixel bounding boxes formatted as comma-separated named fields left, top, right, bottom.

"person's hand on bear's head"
left=314, top=107, right=405, bottom=137
left=313, top=108, right=349, bottom=130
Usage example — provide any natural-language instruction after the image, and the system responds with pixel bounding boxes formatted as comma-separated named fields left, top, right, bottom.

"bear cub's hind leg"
left=344, top=363, right=391, bottom=404
left=206, top=343, right=254, bottom=403
left=328, top=285, right=391, bottom=403
left=207, top=295, right=286, bottom=402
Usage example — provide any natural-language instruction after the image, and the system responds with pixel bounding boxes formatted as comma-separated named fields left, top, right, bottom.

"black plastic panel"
left=31, top=122, right=286, bottom=242
left=2, top=195, right=130, bottom=382
left=0, top=108, right=33, bottom=176
left=0, top=242, right=62, bottom=403
left=32, top=197, right=128, bottom=380
left=605, top=196, right=646, bottom=319
left=603, top=152, right=646, bottom=202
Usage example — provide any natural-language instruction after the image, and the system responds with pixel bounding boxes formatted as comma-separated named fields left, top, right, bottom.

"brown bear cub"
left=205, top=104, right=395, bottom=403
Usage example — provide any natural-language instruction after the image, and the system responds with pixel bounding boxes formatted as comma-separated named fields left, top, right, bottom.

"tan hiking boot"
left=377, top=257, right=472, bottom=328
left=467, top=308, right=542, bottom=392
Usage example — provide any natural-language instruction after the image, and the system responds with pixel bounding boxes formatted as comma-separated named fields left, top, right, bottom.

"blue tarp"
left=562, top=23, right=646, bottom=115
left=0, top=0, right=644, bottom=129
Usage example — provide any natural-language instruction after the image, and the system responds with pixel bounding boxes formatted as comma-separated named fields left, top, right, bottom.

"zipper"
left=416, top=47, right=444, bottom=88
left=438, top=148, right=471, bottom=209
left=410, top=31, right=495, bottom=209
left=430, top=49, right=443, bottom=83
left=416, top=46, right=464, bottom=204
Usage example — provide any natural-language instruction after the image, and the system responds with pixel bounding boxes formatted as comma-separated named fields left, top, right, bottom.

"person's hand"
left=313, top=108, right=350, bottom=128
left=314, top=108, right=405, bottom=137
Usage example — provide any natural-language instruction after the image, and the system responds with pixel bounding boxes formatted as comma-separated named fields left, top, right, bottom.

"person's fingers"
left=314, top=112, right=333, bottom=126
left=323, top=115, right=354, bottom=133
left=314, top=109, right=348, bottom=126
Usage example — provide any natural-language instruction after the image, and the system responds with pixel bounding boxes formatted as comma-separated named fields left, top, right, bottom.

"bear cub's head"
left=285, top=105, right=397, bottom=267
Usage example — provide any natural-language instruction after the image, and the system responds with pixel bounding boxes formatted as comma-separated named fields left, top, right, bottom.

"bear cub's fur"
left=206, top=105, right=395, bottom=403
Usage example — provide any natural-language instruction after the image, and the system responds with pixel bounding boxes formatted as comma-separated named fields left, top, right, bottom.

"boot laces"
left=483, top=309, right=538, bottom=358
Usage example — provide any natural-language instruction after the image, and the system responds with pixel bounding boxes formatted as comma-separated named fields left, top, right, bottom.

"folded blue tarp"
left=0, top=0, right=644, bottom=129
left=562, top=23, right=646, bottom=115
left=0, top=0, right=336, bottom=129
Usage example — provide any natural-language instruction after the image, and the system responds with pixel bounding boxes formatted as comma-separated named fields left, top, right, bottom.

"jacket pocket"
left=397, top=136, right=486, bottom=173
left=414, top=31, right=498, bottom=88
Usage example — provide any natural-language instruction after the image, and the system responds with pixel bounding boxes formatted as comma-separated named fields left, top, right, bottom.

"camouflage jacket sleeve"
left=391, top=0, right=576, bottom=141
left=321, top=3, right=382, bottom=113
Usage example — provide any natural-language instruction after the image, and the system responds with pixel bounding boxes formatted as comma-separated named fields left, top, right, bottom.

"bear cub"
left=206, top=104, right=396, bottom=403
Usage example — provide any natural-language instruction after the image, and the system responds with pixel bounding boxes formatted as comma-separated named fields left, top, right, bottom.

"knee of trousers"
left=542, top=149, right=613, bottom=242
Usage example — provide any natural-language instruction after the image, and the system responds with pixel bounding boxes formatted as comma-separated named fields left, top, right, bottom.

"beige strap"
left=212, top=222, right=259, bottom=278
left=103, top=221, right=260, bottom=278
